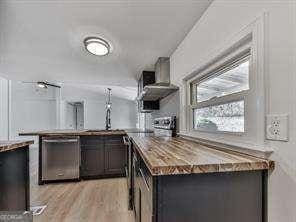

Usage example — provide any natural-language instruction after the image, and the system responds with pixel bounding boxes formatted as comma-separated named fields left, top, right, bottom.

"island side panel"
left=0, top=146, right=30, bottom=210
left=262, top=170, right=268, bottom=222
left=25, top=146, right=30, bottom=210
left=157, top=170, right=265, bottom=222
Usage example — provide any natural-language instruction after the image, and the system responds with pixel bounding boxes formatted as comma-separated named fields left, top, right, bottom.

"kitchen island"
left=127, top=133, right=274, bottom=222
left=19, top=129, right=152, bottom=184
left=0, top=140, right=33, bottom=211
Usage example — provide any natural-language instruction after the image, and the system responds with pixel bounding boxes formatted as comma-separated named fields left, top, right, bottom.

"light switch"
left=266, top=114, right=289, bottom=141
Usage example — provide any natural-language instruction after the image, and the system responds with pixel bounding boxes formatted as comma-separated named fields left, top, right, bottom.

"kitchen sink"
left=84, top=129, right=121, bottom=132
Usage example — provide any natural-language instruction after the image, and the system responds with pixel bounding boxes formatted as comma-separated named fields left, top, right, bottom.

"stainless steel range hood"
left=138, top=57, right=179, bottom=101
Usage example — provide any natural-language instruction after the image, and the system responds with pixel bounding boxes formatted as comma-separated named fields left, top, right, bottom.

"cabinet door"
left=104, top=136, right=126, bottom=175
left=81, top=147, right=104, bottom=177
left=104, top=144, right=126, bottom=175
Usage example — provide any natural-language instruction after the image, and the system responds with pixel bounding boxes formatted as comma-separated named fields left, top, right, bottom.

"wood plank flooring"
left=30, top=176, right=134, bottom=222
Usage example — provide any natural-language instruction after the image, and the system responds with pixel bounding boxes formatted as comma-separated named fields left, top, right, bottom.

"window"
left=194, top=100, right=244, bottom=132
left=190, top=52, right=250, bottom=133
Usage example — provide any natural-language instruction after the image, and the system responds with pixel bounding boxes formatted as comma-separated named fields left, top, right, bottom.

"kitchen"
left=0, top=1, right=295, bottom=222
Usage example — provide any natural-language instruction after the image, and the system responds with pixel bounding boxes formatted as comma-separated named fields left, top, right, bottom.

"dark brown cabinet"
left=0, top=147, right=29, bottom=211
left=105, top=144, right=126, bottom=175
left=81, top=136, right=105, bottom=178
left=138, top=71, right=160, bottom=112
left=81, top=147, right=105, bottom=177
left=81, top=135, right=126, bottom=179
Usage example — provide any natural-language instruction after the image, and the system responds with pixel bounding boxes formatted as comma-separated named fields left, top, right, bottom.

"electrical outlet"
left=266, top=114, right=289, bottom=141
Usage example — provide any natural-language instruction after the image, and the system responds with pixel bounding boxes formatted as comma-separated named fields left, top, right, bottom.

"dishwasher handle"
left=43, top=139, right=78, bottom=143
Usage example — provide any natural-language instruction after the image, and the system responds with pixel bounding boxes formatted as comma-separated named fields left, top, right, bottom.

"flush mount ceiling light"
left=84, top=37, right=111, bottom=56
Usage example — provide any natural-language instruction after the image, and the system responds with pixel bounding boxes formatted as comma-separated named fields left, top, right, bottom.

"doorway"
left=65, top=101, right=84, bottom=130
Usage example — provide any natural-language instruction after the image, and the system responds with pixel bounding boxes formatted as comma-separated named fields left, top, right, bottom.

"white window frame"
left=188, top=44, right=251, bottom=134
left=181, top=16, right=266, bottom=150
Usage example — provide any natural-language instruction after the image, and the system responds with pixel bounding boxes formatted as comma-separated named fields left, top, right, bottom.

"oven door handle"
left=139, top=168, right=150, bottom=192
left=125, top=165, right=128, bottom=177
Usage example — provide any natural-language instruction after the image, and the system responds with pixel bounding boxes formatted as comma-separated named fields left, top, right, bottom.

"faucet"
left=105, top=88, right=112, bottom=130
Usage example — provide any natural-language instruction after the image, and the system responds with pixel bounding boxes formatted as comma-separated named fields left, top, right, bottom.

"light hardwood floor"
left=30, top=176, right=135, bottom=222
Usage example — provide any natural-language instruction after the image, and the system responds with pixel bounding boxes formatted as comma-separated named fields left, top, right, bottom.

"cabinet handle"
left=57, top=173, right=64, bottom=177
left=139, top=168, right=150, bottom=191
left=43, top=139, right=78, bottom=143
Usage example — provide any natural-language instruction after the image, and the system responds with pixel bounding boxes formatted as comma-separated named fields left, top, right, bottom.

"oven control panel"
left=153, top=116, right=176, bottom=130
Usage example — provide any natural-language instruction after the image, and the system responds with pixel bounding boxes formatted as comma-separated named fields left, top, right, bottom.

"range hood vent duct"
left=138, top=57, right=178, bottom=101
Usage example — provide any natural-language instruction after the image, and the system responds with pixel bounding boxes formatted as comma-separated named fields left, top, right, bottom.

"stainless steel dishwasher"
left=42, top=136, right=80, bottom=181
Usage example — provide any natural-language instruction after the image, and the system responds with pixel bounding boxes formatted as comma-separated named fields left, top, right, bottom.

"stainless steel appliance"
left=123, top=135, right=133, bottom=210
left=153, top=116, right=177, bottom=137
left=42, top=136, right=80, bottom=181
left=127, top=116, right=177, bottom=210
left=138, top=57, right=179, bottom=102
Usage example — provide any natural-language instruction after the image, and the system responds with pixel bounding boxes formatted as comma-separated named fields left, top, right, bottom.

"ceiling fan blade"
left=22, top=81, right=37, bottom=83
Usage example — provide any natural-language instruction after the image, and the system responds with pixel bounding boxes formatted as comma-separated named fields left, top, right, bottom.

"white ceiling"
left=0, top=0, right=212, bottom=95
left=62, top=83, right=139, bottom=101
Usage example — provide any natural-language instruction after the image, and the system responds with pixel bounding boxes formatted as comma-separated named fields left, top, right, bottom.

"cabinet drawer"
left=43, top=169, right=78, bottom=181
left=80, top=136, right=103, bottom=146
left=81, top=144, right=104, bottom=150
left=104, top=136, right=123, bottom=145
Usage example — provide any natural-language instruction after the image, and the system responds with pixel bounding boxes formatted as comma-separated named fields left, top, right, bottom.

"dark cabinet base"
left=156, top=171, right=265, bottom=222
left=131, top=144, right=268, bottom=222
left=0, top=146, right=30, bottom=211
left=81, top=135, right=127, bottom=178
left=39, top=135, right=127, bottom=184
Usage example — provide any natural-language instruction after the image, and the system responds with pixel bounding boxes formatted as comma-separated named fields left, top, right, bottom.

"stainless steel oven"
left=123, top=136, right=133, bottom=209
left=128, top=116, right=177, bottom=212
left=153, top=116, right=176, bottom=137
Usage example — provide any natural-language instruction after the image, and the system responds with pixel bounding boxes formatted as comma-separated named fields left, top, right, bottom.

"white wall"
left=10, top=82, right=59, bottom=141
left=0, top=77, right=9, bottom=140
left=61, top=85, right=137, bottom=129
left=170, top=1, right=296, bottom=221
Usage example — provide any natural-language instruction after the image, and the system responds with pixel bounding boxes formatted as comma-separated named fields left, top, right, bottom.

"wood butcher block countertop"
left=129, top=135, right=274, bottom=176
left=19, top=129, right=127, bottom=136
left=0, top=140, right=34, bottom=153
left=19, top=129, right=153, bottom=136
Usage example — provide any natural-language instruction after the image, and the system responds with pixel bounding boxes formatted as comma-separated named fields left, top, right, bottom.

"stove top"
left=153, top=116, right=176, bottom=137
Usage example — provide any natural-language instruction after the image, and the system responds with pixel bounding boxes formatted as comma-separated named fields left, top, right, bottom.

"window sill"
left=178, top=132, right=273, bottom=159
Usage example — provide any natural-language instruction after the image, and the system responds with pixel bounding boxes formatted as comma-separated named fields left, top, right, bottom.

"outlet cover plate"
left=266, top=114, right=289, bottom=141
